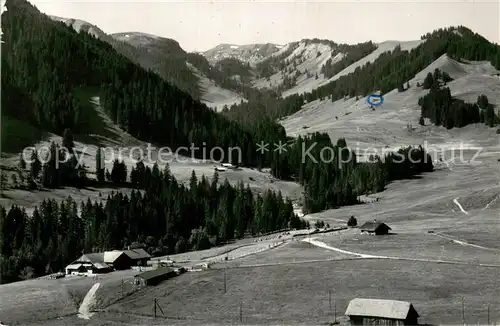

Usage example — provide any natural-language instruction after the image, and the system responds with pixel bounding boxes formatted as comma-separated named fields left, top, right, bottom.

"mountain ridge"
left=47, top=16, right=251, bottom=107
left=2, top=2, right=500, bottom=325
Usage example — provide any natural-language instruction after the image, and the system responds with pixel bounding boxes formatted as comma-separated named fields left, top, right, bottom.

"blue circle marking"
left=366, top=93, right=384, bottom=107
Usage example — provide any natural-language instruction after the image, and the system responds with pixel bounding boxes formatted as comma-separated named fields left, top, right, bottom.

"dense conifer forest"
left=2, top=0, right=490, bottom=286
left=0, top=159, right=306, bottom=283
left=1, top=0, right=284, bottom=167
left=418, top=70, right=498, bottom=128
left=270, top=134, right=434, bottom=213
left=255, top=43, right=300, bottom=78
left=120, top=36, right=203, bottom=99
left=320, top=41, right=377, bottom=78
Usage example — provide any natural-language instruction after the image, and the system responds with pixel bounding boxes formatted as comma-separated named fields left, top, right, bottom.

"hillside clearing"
left=188, top=63, right=247, bottom=111
left=0, top=95, right=302, bottom=213
left=280, top=55, right=500, bottom=155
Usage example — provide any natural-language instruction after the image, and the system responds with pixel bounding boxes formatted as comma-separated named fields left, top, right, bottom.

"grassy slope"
left=107, top=259, right=499, bottom=325
left=2, top=45, right=500, bottom=326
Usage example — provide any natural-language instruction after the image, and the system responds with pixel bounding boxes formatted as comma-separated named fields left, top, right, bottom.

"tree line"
left=0, top=159, right=306, bottom=284
left=320, top=41, right=377, bottom=78
left=418, top=70, right=498, bottom=128
left=269, top=133, right=434, bottom=214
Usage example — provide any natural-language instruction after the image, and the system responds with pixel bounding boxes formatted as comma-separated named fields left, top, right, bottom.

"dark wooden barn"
left=345, top=298, right=419, bottom=325
left=134, top=267, right=176, bottom=286
left=359, top=221, right=391, bottom=235
left=104, top=251, right=134, bottom=270
left=123, top=248, right=151, bottom=266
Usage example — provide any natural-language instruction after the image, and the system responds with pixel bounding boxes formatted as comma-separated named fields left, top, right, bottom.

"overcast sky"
left=29, top=0, right=499, bottom=52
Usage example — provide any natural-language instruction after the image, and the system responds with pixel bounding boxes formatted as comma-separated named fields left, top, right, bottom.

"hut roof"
left=359, top=222, right=391, bottom=232
left=345, top=298, right=419, bottom=320
left=123, top=248, right=151, bottom=260
left=76, top=253, right=105, bottom=263
left=65, top=263, right=84, bottom=270
left=104, top=250, right=127, bottom=263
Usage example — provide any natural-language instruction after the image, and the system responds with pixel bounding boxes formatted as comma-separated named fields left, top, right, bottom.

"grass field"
left=316, top=231, right=500, bottom=265
left=0, top=269, right=139, bottom=325
left=1, top=51, right=500, bottom=326
left=0, top=278, right=78, bottom=323
left=218, top=240, right=355, bottom=268
left=107, top=259, right=500, bottom=325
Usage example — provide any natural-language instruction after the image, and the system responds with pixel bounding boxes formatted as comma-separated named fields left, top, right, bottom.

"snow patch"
left=230, top=45, right=239, bottom=49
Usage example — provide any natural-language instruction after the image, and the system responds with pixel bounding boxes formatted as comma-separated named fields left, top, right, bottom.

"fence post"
left=240, top=301, right=242, bottom=323
left=461, top=296, right=465, bottom=325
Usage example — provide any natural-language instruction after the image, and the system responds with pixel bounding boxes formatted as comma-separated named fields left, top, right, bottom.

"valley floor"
left=2, top=155, right=499, bottom=325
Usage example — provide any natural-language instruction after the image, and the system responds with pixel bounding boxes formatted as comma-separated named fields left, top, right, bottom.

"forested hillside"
left=50, top=17, right=204, bottom=100
left=111, top=32, right=203, bottom=99
left=0, top=160, right=305, bottom=283
left=270, top=133, right=434, bottom=213
left=418, top=70, right=498, bottom=128
left=320, top=41, right=377, bottom=78
left=0, top=0, right=285, bottom=167
left=223, top=26, right=500, bottom=124
left=255, top=42, right=300, bottom=78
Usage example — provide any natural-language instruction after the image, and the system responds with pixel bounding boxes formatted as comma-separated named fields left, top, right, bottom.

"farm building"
left=65, top=248, right=152, bottom=275
left=104, top=250, right=134, bottom=270
left=134, top=267, right=176, bottom=286
left=122, top=248, right=151, bottom=266
left=65, top=263, right=86, bottom=275
left=359, top=221, right=391, bottom=235
left=65, top=253, right=113, bottom=275
left=345, top=298, right=419, bottom=325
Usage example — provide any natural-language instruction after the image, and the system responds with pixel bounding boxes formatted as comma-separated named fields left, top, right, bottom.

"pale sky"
left=29, top=0, right=499, bottom=52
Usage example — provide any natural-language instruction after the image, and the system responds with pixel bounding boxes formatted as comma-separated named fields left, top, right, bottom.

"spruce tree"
left=62, top=128, right=74, bottom=152
left=477, top=95, right=489, bottom=110
left=423, top=73, right=434, bottom=89
left=30, top=151, right=41, bottom=180
left=18, top=154, right=26, bottom=171
left=95, top=147, right=104, bottom=184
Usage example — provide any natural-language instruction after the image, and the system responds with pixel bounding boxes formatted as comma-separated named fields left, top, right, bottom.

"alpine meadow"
left=1, top=0, right=499, bottom=325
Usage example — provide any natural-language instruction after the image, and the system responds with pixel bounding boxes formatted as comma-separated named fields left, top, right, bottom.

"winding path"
left=453, top=197, right=468, bottom=214
left=433, top=232, right=499, bottom=251
left=77, top=282, right=100, bottom=320
left=483, top=195, right=499, bottom=210
left=301, top=237, right=500, bottom=268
